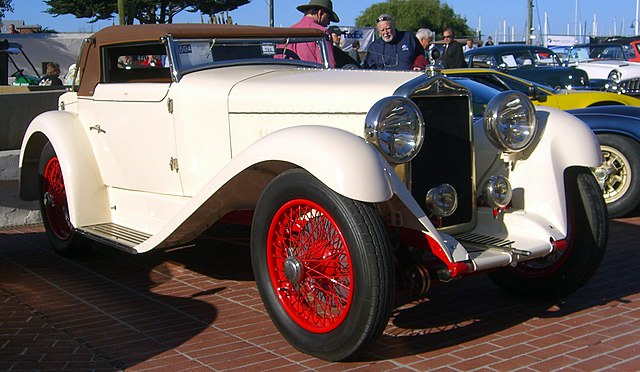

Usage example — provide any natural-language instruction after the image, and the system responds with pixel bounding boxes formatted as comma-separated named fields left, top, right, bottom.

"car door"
left=79, top=45, right=183, bottom=196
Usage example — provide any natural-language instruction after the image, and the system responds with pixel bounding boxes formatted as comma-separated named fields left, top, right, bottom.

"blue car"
left=455, top=77, right=640, bottom=217
left=567, top=106, right=640, bottom=217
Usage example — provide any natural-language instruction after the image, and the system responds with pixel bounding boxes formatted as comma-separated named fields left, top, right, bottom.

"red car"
left=631, top=39, right=640, bottom=62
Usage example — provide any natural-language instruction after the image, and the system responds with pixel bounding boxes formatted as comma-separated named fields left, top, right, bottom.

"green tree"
left=356, top=0, right=473, bottom=39
left=44, top=0, right=250, bottom=25
left=0, top=0, right=13, bottom=20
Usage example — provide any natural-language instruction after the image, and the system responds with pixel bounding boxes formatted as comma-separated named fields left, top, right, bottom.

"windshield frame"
left=165, top=35, right=329, bottom=82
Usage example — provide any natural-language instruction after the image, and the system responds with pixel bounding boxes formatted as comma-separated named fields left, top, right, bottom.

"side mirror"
left=527, top=85, right=547, bottom=102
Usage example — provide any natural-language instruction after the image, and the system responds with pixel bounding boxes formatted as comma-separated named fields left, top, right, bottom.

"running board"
left=77, top=223, right=151, bottom=254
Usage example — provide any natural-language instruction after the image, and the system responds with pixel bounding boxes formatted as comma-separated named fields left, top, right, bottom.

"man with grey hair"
left=415, top=28, right=434, bottom=51
left=363, top=14, right=423, bottom=70
left=414, top=28, right=436, bottom=68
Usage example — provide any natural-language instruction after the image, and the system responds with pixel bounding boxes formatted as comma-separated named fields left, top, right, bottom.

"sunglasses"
left=376, top=16, right=393, bottom=23
left=443, top=35, right=453, bottom=39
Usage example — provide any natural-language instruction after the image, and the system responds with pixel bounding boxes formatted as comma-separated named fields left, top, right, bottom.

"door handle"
left=89, top=125, right=106, bottom=134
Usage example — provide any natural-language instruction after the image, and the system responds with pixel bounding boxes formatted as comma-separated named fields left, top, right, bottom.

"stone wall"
left=0, top=87, right=65, bottom=151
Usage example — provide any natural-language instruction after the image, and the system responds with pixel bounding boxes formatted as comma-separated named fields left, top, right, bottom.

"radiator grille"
left=455, top=232, right=514, bottom=248
left=410, top=95, right=474, bottom=228
left=620, top=78, right=640, bottom=95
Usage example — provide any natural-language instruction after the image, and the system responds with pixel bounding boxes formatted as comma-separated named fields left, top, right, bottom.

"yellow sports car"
left=444, top=68, right=640, bottom=109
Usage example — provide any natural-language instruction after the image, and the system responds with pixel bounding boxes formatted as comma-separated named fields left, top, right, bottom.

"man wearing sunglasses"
left=441, top=26, right=467, bottom=68
left=363, top=14, right=424, bottom=70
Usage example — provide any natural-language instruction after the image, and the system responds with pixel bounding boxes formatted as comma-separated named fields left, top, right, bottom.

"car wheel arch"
left=586, top=101, right=624, bottom=107
left=229, top=126, right=396, bottom=204
left=19, top=112, right=109, bottom=228
left=19, top=131, right=50, bottom=201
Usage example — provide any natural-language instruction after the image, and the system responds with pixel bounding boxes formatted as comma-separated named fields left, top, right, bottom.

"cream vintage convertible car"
left=19, top=24, right=607, bottom=361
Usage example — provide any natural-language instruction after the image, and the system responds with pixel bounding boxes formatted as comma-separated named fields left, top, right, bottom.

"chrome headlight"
left=483, top=91, right=538, bottom=153
left=365, top=97, right=425, bottom=163
left=608, top=70, right=621, bottom=83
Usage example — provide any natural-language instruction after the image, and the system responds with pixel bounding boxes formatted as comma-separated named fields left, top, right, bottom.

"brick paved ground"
left=1, top=212, right=639, bottom=371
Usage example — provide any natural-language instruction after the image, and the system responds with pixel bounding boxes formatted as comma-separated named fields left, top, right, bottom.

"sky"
left=4, top=0, right=640, bottom=40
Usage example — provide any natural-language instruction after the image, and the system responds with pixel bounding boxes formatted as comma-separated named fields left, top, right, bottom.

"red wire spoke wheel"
left=251, top=169, right=394, bottom=361
left=266, top=199, right=353, bottom=333
left=42, top=156, right=72, bottom=240
left=39, top=143, right=89, bottom=256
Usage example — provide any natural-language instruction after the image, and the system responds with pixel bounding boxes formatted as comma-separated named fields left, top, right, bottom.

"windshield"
left=499, top=49, right=562, bottom=68
left=464, top=72, right=555, bottom=95
left=568, top=45, right=630, bottom=62
left=170, top=36, right=327, bottom=75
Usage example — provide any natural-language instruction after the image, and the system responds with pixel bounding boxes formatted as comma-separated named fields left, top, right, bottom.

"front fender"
left=235, top=125, right=396, bottom=203
left=507, top=107, right=601, bottom=236
left=138, top=125, right=405, bottom=252
left=19, top=110, right=108, bottom=227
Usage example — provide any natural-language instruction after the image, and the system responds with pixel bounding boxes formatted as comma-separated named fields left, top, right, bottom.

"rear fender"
left=20, top=111, right=108, bottom=227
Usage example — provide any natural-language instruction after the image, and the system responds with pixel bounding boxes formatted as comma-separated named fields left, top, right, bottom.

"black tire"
left=488, top=167, right=608, bottom=300
left=39, top=143, right=90, bottom=256
left=593, top=134, right=640, bottom=218
left=251, top=169, right=394, bottom=361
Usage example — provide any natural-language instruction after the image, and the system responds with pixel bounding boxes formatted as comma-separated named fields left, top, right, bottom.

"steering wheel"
left=275, top=48, right=301, bottom=60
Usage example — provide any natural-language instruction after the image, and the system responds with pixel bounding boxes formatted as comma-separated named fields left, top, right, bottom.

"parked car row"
left=464, top=44, right=591, bottom=90
left=20, top=24, right=611, bottom=361
left=464, top=41, right=640, bottom=96
left=565, top=43, right=640, bottom=95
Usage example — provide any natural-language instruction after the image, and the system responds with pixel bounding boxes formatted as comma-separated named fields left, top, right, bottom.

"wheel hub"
left=592, top=166, right=611, bottom=189
left=597, top=145, right=630, bottom=203
left=43, top=191, right=56, bottom=208
left=283, top=255, right=304, bottom=288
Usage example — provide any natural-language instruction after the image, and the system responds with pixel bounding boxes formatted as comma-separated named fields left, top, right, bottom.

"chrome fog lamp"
left=482, top=175, right=513, bottom=208
left=425, top=184, right=458, bottom=217
left=484, top=90, right=538, bottom=153
left=365, top=97, right=425, bottom=163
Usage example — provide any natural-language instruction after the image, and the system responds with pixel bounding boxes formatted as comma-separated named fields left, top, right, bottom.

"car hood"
left=572, top=60, right=640, bottom=79
left=225, top=67, right=424, bottom=114
left=577, top=60, right=638, bottom=68
left=567, top=105, right=640, bottom=140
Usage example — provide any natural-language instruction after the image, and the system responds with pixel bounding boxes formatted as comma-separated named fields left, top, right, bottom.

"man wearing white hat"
left=290, top=0, right=339, bottom=67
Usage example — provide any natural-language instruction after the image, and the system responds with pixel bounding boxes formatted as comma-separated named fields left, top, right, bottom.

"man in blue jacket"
left=363, top=14, right=424, bottom=70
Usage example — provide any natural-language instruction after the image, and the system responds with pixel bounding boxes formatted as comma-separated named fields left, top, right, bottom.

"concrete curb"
left=0, top=150, right=20, bottom=181
left=0, top=150, right=42, bottom=227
